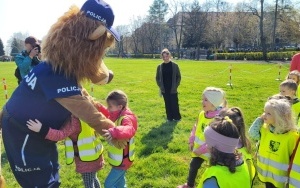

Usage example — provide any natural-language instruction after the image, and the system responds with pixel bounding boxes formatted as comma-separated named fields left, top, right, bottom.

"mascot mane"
left=41, top=6, right=115, bottom=83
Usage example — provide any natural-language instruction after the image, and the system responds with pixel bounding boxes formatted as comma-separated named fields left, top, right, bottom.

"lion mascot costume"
left=0, top=0, right=125, bottom=187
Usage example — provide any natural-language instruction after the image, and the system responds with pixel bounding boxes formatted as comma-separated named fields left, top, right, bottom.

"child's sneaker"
left=177, top=183, right=194, bottom=188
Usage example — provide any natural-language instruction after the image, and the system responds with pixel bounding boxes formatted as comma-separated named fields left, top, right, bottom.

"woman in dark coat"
left=156, top=48, right=181, bottom=122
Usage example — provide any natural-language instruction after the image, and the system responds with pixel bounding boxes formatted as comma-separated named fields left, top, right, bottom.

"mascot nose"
left=107, top=70, right=114, bottom=84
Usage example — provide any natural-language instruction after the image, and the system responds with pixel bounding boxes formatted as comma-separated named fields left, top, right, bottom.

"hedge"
left=107, top=54, right=161, bottom=59
left=215, top=51, right=299, bottom=61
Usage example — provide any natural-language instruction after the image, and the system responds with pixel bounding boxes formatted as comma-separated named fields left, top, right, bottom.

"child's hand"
left=102, top=129, right=113, bottom=141
left=27, top=119, right=42, bottom=132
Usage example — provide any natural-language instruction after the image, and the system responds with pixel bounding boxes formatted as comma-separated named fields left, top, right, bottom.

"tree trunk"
left=260, top=0, right=268, bottom=61
left=272, top=0, right=279, bottom=50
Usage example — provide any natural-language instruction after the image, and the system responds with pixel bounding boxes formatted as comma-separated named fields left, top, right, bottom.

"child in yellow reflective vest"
left=198, top=116, right=251, bottom=188
left=26, top=88, right=110, bottom=188
left=249, top=98, right=299, bottom=188
left=178, top=87, right=226, bottom=188
left=287, top=137, right=300, bottom=188
left=26, top=116, right=104, bottom=188
left=218, top=107, right=255, bottom=187
left=101, top=90, right=138, bottom=188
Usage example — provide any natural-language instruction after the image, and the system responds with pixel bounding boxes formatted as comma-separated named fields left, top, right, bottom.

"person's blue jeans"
left=104, top=168, right=127, bottom=188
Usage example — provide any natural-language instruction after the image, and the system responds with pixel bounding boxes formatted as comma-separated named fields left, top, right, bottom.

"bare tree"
left=276, top=6, right=300, bottom=46
left=272, top=0, right=280, bottom=49
left=129, top=16, right=145, bottom=55
left=167, top=0, right=186, bottom=58
left=232, top=2, right=259, bottom=50
left=183, top=0, right=210, bottom=60
left=249, top=0, right=268, bottom=61
left=149, top=0, right=169, bottom=50
left=142, top=21, right=160, bottom=56
left=115, top=25, right=130, bottom=57
left=207, top=0, right=232, bottom=49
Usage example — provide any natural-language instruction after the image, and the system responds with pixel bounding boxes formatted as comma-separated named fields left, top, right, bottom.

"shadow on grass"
left=139, top=120, right=178, bottom=157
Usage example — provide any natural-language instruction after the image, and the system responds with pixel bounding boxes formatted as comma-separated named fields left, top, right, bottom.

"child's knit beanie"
left=203, top=87, right=225, bottom=108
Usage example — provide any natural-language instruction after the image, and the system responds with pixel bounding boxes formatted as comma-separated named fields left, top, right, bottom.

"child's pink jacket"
left=102, top=106, right=138, bottom=170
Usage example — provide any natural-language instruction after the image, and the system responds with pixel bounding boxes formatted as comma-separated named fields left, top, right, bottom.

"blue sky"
left=0, top=0, right=243, bottom=50
left=0, top=0, right=153, bottom=47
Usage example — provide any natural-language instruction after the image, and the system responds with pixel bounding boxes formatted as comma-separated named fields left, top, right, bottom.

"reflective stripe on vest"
left=65, top=139, right=75, bottom=163
left=289, top=145, right=300, bottom=188
left=256, top=159, right=287, bottom=183
left=258, top=155, right=289, bottom=170
left=198, top=162, right=251, bottom=188
left=289, top=176, right=300, bottom=188
left=257, top=125, right=299, bottom=187
left=192, top=111, right=213, bottom=160
left=129, top=137, right=135, bottom=159
left=65, top=120, right=103, bottom=164
left=107, top=116, right=135, bottom=166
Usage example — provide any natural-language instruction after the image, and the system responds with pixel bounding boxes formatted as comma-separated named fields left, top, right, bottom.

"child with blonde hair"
left=198, top=116, right=251, bottom=188
left=218, top=107, right=255, bottom=186
left=178, top=87, right=226, bottom=188
left=249, top=98, right=299, bottom=188
left=287, top=70, right=300, bottom=84
left=287, top=70, right=300, bottom=98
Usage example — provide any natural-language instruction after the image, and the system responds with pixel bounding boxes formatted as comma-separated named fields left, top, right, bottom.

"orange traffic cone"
left=0, top=131, right=6, bottom=188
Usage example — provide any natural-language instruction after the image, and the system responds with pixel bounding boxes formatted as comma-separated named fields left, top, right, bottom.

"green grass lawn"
left=0, top=58, right=289, bottom=188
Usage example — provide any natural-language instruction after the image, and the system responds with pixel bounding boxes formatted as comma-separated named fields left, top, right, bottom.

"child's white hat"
left=203, top=87, right=225, bottom=108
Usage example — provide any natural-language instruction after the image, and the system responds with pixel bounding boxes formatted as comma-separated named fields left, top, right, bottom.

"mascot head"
left=41, top=0, right=120, bottom=84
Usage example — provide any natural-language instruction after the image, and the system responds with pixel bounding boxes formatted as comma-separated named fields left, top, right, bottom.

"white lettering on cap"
left=86, top=10, right=107, bottom=24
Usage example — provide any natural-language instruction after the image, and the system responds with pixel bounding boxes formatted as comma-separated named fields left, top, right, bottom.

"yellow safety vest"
left=198, top=162, right=251, bottom=188
left=257, top=124, right=299, bottom=188
left=289, top=138, right=300, bottom=188
left=107, top=116, right=135, bottom=167
left=65, top=120, right=103, bottom=164
left=238, top=147, right=256, bottom=186
left=292, top=100, right=300, bottom=127
left=192, top=111, right=213, bottom=160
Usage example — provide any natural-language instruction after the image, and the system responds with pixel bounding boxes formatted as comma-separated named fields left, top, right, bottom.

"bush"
left=107, top=53, right=161, bottom=59
left=216, top=51, right=299, bottom=61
